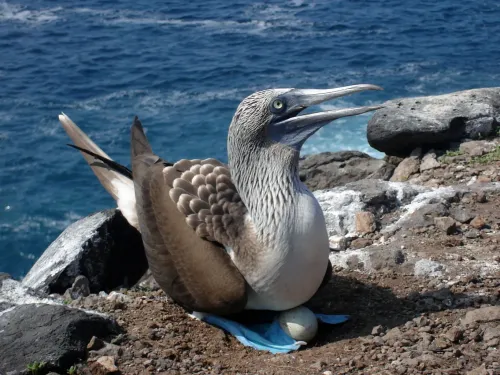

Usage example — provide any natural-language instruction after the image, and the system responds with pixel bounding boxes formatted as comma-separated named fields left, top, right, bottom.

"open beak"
left=271, top=84, right=383, bottom=149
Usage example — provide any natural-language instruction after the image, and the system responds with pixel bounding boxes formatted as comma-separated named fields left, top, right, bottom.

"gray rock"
left=449, top=206, right=474, bottom=223
left=402, top=202, right=450, bottom=229
left=315, top=180, right=424, bottom=236
left=0, top=304, right=120, bottom=374
left=64, top=275, right=91, bottom=300
left=23, top=209, right=148, bottom=294
left=367, top=88, right=500, bottom=155
left=299, top=151, right=394, bottom=191
left=414, top=259, right=444, bottom=277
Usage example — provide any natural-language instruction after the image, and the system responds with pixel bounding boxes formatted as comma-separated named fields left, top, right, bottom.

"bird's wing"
left=162, top=159, right=247, bottom=247
left=130, top=120, right=247, bottom=314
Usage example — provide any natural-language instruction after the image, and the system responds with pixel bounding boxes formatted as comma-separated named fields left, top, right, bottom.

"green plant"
left=67, top=365, right=77, bottom=375
left=26, top=361, right=46, bottom=375
left=444, top=149, right=463, bottom=157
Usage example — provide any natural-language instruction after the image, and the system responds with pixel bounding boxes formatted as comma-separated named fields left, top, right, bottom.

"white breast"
left=242, top=191, right=330, bottom=311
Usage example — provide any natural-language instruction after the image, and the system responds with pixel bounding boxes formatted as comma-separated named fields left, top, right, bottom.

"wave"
left=0, top=212, right=83, bottom=234
left=0, top=1, right=61, bottom=24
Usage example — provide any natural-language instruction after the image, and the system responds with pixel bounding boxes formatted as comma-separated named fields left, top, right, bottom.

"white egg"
left=278, top=306, right=318, bottom=342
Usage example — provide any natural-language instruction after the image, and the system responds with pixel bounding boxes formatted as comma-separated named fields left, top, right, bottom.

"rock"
left=462, top=306, right=500, bottom=326
left=414, top=259, right=444, bottom=277
left=449, top=206, right=474, bottom=223
left=88, top=336, right=106, bottom=351
left=371, top=325, right=385, bottom=336
left=315, top=180, right=423, bottom=236
left=467, top=363, right=489, bottom=375
left=420, top=152, right=441, bottom=171
left=0, top=304, right=120, bottom=374
left=470, top=216, right=486, bottom=229
left=134, top=269, right=161, bottom=291
left=459, top=140, right=497, bottom=156
left=444, top=327, right=464, bottom=343
left=329, top=236, right=347, bottom=251
left=64, top=275, right=91, bottom=300
left=383, top=327, right=403, bottom=345
left=434, top=216, right=456, bottom=234
left=390, top=157, right=420, bottom=182
left=464, top=229, right=481, bottom=239
left=355, top=211, right=377, bottom=234
left=483, top=327, right=500, bottom=342
left=23, top=209, right=148, bottom=294
left=299, top=151, right=395, bottom=191
left=350, top=238, right=373, bottom=249
left=402, top=202, right=450, bottom=229
left=92, top=356, right=119, bottom=374
left=0, top=278, right=57, bottom=312
left=367, top=88, right=500, bottom=155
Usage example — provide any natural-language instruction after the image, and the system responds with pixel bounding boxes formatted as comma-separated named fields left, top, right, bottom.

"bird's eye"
left=271, top=99, right=286, bottom=113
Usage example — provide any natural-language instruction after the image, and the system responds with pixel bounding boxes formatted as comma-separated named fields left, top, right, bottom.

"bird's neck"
left=229, top=143, right=306, bottom=237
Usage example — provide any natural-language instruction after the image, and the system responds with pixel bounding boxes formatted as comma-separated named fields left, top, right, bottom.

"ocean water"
left=1, top=0, right=500, bottom=278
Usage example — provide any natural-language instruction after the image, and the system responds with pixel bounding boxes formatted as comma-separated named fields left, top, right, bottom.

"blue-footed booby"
left=59, top=84, right=381, bottom=349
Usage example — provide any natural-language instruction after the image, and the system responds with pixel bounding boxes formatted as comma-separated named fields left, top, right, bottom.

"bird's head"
left=228, top=84, right=383, bottom=154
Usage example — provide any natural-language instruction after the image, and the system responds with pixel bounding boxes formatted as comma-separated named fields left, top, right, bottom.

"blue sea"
left=1, top=0, right=500, bottom=278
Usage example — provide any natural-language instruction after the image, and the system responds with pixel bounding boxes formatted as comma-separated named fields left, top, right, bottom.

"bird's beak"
left=271, top=84, right=383, bottom=150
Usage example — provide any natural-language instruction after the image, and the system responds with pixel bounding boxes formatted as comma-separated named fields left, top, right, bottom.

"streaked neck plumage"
left=228, top=137, right=310, bottom=245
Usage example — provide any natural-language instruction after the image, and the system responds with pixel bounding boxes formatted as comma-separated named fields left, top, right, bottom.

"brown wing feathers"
left=163, top=160, right=246, bottom=245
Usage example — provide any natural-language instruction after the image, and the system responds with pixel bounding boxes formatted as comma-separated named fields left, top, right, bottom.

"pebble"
left=94, top=356, right=119, bottom=374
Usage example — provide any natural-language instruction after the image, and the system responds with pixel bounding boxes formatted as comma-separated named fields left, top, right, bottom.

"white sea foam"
left=0, top=2, right=61, bottom=24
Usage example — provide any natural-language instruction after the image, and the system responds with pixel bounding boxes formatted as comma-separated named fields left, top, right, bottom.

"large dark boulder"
left=0, top=304, right=120, bottom=374
left=22, top=209, right=148, bottom=294
left=299, top=151, right=395, bottom=191
left=367, top=88, right=500, bottom=156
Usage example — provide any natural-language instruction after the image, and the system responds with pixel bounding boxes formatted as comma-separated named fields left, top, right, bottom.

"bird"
left=59, top=84, right=382, bottom=317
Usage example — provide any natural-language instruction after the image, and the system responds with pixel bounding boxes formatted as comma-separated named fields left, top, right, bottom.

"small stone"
left=87, top=336, right=105, bottom=351
left=474, top=191, right=487, bottom=203
left=94, top=356, right=119, bottom=374
left=483, top=326, right=500, bottom=342
left=420, top=153, right=441, bottom=171
left=355, top=211, right=377, bottom=234
left=322, top=371, right=333, bottom=375
left=414, top=259, right=444, bottom=277
left=329, top=236, right=347, bottom=251
left=414, top=316, right=429, bottom=327
left=310, top=361, right=326, bottom=370
left=350, top=238, right=373, bottom=249
left=444, top=327, right=463, bottom=343
left=464, top=229, right=480, bottom=239
left=434, top=217, right=456, bottom=235
left=383, top=327, right=403, bottom=345
left=391, top=157, right=420, bottom=182
left=466, top=363, right=489, bottom=375
left=462, top=306, right=500, bottom=326
left=460, top=140, right=496, bottom=156
left=371, top=325, right=385, bottom=336
left=470, top=216, right=486, bottom=229
left=449, top=207, right=474, bottom=223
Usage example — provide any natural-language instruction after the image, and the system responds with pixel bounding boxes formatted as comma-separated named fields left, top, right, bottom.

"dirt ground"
left=72, top=155, right=500, bottom=375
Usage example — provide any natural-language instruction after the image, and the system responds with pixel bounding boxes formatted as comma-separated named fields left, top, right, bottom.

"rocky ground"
left=65, top=141, right=499, bottom=375
left=2, top=88, right=500, bottom=375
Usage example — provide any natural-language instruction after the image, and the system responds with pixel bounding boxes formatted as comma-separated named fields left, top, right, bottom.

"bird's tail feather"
left=58, top=113, right=139, bottom=229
